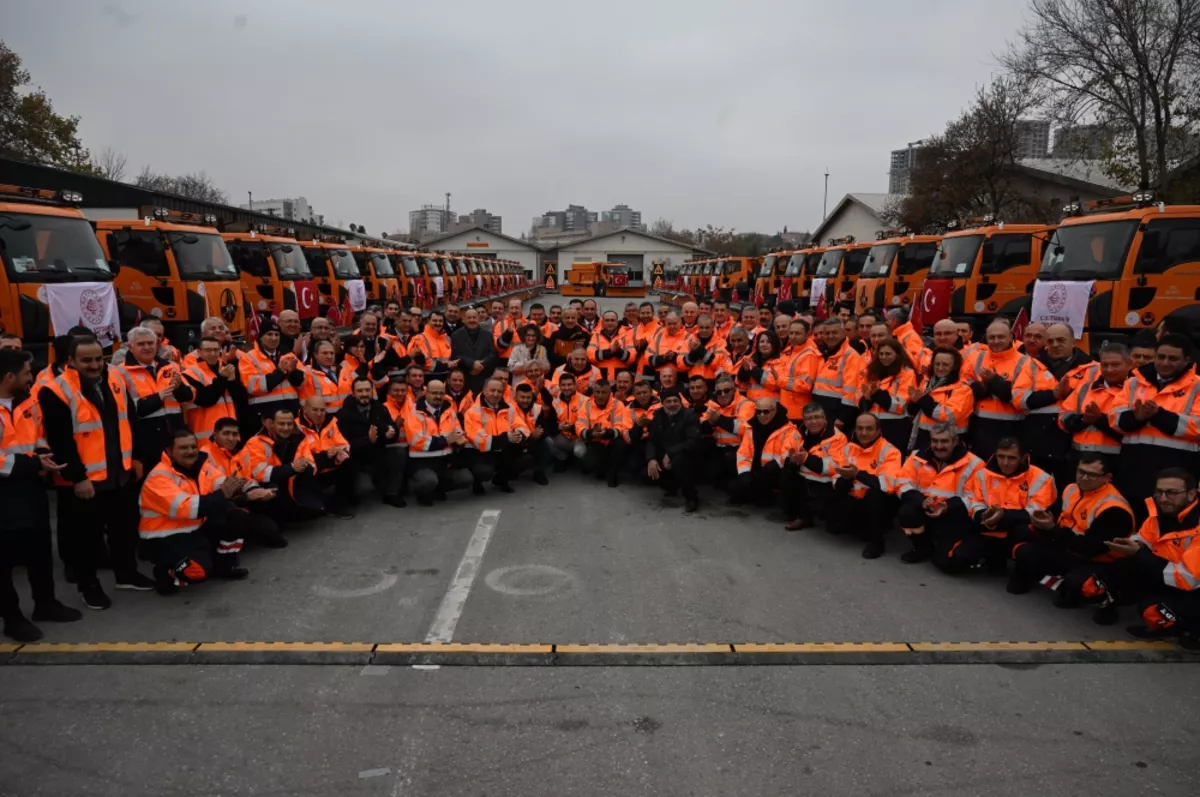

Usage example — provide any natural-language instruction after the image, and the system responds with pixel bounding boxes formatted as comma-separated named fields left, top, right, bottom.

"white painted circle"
left=1125, top=311, right=1140, bottom=326
left=484, top=565, right=575, bottom=597
left=311, top=572, right=398, bottom=599
left=974, top=301, right=985, bottom=312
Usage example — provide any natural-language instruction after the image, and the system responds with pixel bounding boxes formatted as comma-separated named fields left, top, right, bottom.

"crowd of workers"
left=0, top=292, right=1197, bottom=649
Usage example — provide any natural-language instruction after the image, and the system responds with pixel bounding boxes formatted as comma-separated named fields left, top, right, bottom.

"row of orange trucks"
left=0, top=183, right=530, bottom=364
left=667, top=193, right=1200, bottom=350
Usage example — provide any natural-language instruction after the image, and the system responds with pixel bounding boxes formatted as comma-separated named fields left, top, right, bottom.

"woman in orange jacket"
left=856, top=337, right=919, bottom=451
left=734, top=330, right=783, bottom=402
left=905, top=347, right=975, bottom=451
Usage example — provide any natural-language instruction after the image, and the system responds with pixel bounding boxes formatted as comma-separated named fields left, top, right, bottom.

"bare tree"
left=134, top=166, right=228, bottom=203
left=1003, top=0, right=1200, bottom=195
left=92, top=146, right=127, bottom=181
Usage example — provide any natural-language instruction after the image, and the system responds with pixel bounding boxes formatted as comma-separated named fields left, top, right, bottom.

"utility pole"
left=247, top=191, right=253, bottom=211
left=822, top=169, right=830, bottom=219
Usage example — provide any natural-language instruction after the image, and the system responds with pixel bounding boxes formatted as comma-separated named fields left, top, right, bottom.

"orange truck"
left=222, top=226, right=320, bottom=326
left=808, top=236, right=871, bottom=313
left=753, top=250, right=792, bottom=307
left=854, top=230, right=942, bottom=314
left=90, top=206, right=247, bottom=344
left=561, top=261, right=646, bottom=297
left=300, top=238, right=366, bottom=316
left=1035, top=193, right=1200, bottom=348
left=924, top=219, right=1055, bottom=335
left=716, top=256, right=759, bottom=304
left=0, top=184, right=117, bottom=365
left=356, top=246, right=402, bottom=304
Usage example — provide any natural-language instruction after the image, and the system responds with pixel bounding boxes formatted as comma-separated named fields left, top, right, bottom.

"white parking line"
left=424, top=509, right=501, bottom=643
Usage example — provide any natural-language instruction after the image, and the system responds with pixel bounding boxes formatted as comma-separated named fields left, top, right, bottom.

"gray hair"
left=930, top=421, right=958, bottom=439
left=127, top=326, right=157, bottom=343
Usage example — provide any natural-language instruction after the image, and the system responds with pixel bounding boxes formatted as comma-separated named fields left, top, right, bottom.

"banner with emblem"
left=346, top=279, right=368, bottom=312
left=1031, top=280, right=1093, bottom=338
left=44, top=282, right=121, bottom=346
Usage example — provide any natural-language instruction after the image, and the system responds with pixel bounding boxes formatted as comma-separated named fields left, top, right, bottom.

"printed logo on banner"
left=80, top=289, right=107, bottom=326
left=1045, top=284, right=1068, bottom=314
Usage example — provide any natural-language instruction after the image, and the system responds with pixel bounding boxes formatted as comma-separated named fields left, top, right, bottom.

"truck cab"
left=754, top=251, right=791, bottom=307
left=0, top=185, right=116, bottom=365
left=854, top=231, right=941, bottom=314
left=810, top=237, right=870, bottom=313
left=222, top=227, right=317, bottom=326
left=419, top=252, right=445, bottom=306
left=926, top=219, right=1053, bottom=335
left=1036, top=194, right=1200, bottom=348
left=716, top=256, right=758, bottom=304
left=300, top=239, right=365, bottom=314
left=356, top=247, right=401, bottom=304
left=93, top=206, right=246, bottom=346
left=781, top=245, right=825, bottom=309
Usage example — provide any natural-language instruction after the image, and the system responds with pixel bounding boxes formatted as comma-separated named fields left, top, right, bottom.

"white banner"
left=810, top=277, right=828, bottom=305
left=1031, top=280, right=1093, bottom=338
left=46, top=282, right=121, bottom=346
left=432, top=275, right=444, bottom=297
left=346, top=279, right=367, bottom=312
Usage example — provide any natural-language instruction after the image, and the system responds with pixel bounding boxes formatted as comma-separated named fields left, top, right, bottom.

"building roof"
left=417, top=225, right=541, bottom=252
left=810, top=193, right=899, bottom=242
left=549, top=227, right=715, bottom=255
left=1015, top=158, right=1126, bottom=192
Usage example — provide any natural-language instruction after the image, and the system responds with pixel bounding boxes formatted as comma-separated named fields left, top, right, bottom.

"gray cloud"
left=3, top=0, right=1019, bottom=235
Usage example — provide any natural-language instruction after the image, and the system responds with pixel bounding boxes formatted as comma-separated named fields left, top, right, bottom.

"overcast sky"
left=5, top=0, right=1022, bottom=236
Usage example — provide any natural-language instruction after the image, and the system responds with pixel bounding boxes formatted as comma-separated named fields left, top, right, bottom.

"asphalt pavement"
left=2, top=293, right=1198, bottom=795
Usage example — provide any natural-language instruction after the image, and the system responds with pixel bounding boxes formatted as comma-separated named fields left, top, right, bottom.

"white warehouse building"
left=418, top=227, right=542, bottom=280
left=550, top=229, right=710, bottom=286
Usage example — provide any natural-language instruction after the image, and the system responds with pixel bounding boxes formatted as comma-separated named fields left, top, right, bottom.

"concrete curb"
left=1, top=640, right=1194, bottom=666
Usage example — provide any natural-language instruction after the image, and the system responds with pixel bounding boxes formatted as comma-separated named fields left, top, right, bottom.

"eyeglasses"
left=1154, top=488, right=1189, bottom=498
left=715, top=388, right=735, bottom=395
left=755, top=409, right=773, bottom=416
left=1076, top=468, right=1106, bottom=479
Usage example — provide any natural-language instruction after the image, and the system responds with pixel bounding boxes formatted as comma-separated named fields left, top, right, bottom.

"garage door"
left=606, top=254, right=645, bottom=285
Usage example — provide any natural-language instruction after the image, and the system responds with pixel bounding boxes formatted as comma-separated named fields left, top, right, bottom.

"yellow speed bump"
left=14, top=641, right=199, bottom=664
left=734, top=642, right=912, bottom=664
left=1, top=643, right=24, bottom=654
left=555, top=643, right=735, bottom=665
left=910, top=641, right=1087, bottom=651
left=192, top=641, right=374, bottom=664
left=735, top=642, right=909, bottom=653
left=374, top=642, right=553, bottom=665
left=1082, top=640, right=1178, bottom=652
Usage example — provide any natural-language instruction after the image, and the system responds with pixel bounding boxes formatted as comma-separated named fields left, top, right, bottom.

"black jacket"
left=450, top=326, right=499, bottom=394
left=336, top=399, right=398, bottom=457
left=645, top=407, right=701, bottom=463
left=547, top=324, right=591, bottom=368
left=741, top=410, right=789, bottom=474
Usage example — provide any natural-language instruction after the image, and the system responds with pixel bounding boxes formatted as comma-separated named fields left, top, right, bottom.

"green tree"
left=0, top=41, right=95, bottom=173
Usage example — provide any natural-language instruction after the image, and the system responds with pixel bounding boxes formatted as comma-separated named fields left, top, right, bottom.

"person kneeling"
left=964, top=438, right=1056, bottom=574
left=299, top=396, right=360, bottom=515
left=512, top=383, right=554, bottom=485
left=405, top=379, right=476, bottom=505
left=813, top=413, right=902, bottom=559
left=645, top=389, right=700, bottom=513
left=576, top=379, right=633, bottom=487
left=729, top=398, right=798, bottom=513
left=238, top=408, right=324, bottom=523
left=335, top=377, right=406, bottom=510
left=202, top=418, right=287, bottom=548
left=140, top=430, right=260, bottom=595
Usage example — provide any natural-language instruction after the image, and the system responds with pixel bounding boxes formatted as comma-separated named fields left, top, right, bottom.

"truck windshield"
left=815, top=249, right=844, bottom=277
left=329, top=249, right=358, bottom=279
left=702, top=263, right=715, bottom=275
left=1040, top=221, right=1137, bottom=279
left=783, top=254, right=803, bottom=276
left=931, top=235, right=983, bottom=276
left=441, top=259, right=457, bottom=276
left=271, top=243, right=313, bottom=279
left=454, top=258, right=469, bottom=275
left=171, top=232, right=237, bottom=279
left=897, top=241, right=938, bottom=275
left=401, top=256, right=421, bottom=277
left=758, top=256, right=776, bottom=278
left=860, top=244, right=898, bottom=277
left=423, top=257, right=441, bottom=276
left=724, top=259, right=741, bottom=275
left=0, top=213, right=113, bottom=281
left=843, top=247, right=869, bottom=276
left=371, top=253, right=395, bottom=276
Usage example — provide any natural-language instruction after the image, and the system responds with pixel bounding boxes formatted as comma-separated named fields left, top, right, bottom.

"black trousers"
left=788, top=474, right=833, bottom=523
left=647, top=455, right=699, bottom=500
left=261, top=471, right=325, bottom=523
left=407, top=455, right=476, bottom=498
left=0, top=526, right=57, bottom=618
left=56, top=481, right=140, bottom=585
left=327, top=446, right=407, bottom=505
left=827, top=482, right=895, bottom=543
left=1012, top=536, right=1096, bottom=588
left=702, top=446, right=739, bottom=487
left=583, top=439, right=629, bottom=481
left=142, top=511, right=255, bottom=584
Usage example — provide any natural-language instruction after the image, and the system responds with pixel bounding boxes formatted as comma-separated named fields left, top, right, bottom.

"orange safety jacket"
left=965, top=347, right=1031, bottom=422
left=733, top=354, right=780, bottom=402
left=734, top=421, right=801, bottom=474
left=463, top=399, right=524, bottom=452
left=894, top=444, right=985, bottom=510
left=1131, top=499, right=1200, bottom=591
left=113, top=357, right=186, bottom=421
left=680, top=333, right=729, bottom=381
left=200, top=440, right=253, bottom=486
left=854, top=367, right=919, bottom=421
left=1110, top=366, right=1200, bottom=455
left=712, top=317, right=736, bottom=344
left=641, top=327, right=691, bottom=375
left=405, top=398, right=463, bottom=458
left=138, top=452, right=225, bottom=541
left=1014, top=359, right=1098, bottom=422
left=237, top=432, right=316, bottom=491
left=538, top=320, right=559, bottom=340
left=910, top=378, right=975, bottom=436
left=575, top=396, right=634, bottom=444
left=705, top=395, right=756, bottom=448
left=1039, top=482, right=1135, bottom=563
left=588, top=326, right=638, bottom=380
left=798, top=427, right=846, bottom=483
left=1058, top=376, right=1129, bottom=455
left=298, top=415, right=350, bottom=472
left=890, top=322, right=925, bottom=365
left=383, top=395, right=411, bottom=447
left=0, top=395, right=45, bottom=478
left=827, top=435, right=902, bottom=497
left=493, top=314, right=528, bottom=359
left=626, top=397, right=661, bottom=428
left=632, top=319, right=661, bottom=350
left=969, top=460, right=1056, bottom=537
left=42, top=368, right=133, bottom=485
left=813, top=338, right=865, bottom=411
left=241, top=345, right=300, bottom=407
left=182, top=361, right=238, bottom=440
left=298, top=364, right=350, bottom=413
left=340, top=354, right=388, bottom=393
left=553, top=393, right=585, bottom=440
left=410, top=328, right=454, bottom=372
left=551, top=364, right=601, bottom=397
left=512, top=402, right=544, bottom=438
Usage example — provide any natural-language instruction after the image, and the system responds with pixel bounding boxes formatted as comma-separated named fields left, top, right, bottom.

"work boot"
left=607, top=474, right=620, bottom=488
left=553, top=461, right=569, bottom=474
left=861, top=540, right=885, bottom=560
left=384, top=495, right=408, bottom=509
left=433, top=489, right=448, bottom=502
left=492, top=477, right=514, bottom=494
left=1179, top=633, right=1200, bottom=652
left=1092, top=604, right=1119, bottom=626
left=257, top=529, right=289, bottom=549
left=472, top=481, right=486, bottom=496
left=986, top=556, right=1009, bottom=576
left=784, top=518, right=810, bottom=532
left=532, top=471, right=549, bottom=486
left=2, top=614, right=42, bottom=643
left=325, top=505, right=355, bottom=520
left=684, top=496, right=699, bottom=514
left=152, top=566, right=180, bottom=596
left=1006, top=570, right=1033, bottom=595
left=1052, top=589, right=1081, bottom=609
left=220, top=567, right=250, bottom=581
left=115, top=571, right=155, bottom=592
left=417, top=494, right=435, bottom=507
left=79, top=582, right=112, bottom=610
left=31, top=601, right=82, bottom=624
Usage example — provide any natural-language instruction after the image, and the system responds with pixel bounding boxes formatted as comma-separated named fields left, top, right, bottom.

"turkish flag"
left=914, top=279, right=952, bottom=333
left=1011, top=306, right=1030, bottom=341
left=294, top=280, right=319, bottom=320
left=778, top=278, right=793, bottom=301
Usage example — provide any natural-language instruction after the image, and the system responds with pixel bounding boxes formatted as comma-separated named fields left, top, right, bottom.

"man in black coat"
left=335, top=376, right=406, bottom=508
left=547, top=307, right=591, bottom=369
left=450, top=307, right=499, bottom=395
left=645, top=388, right=701, bottom=513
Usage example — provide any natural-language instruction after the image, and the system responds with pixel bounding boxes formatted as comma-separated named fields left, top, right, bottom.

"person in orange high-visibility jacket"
left=410, top=309, right=458, bottom=380
left=894, top=422, right=988, bottom=570
left=113, top=326, right=195, bottom=465
left=201, top=417, right=287, bottom=549
left=237, top=407, right=323, bottom=520
left=492, top=298, right=528, bottom=360
left=630, top=303, right=662, bottom=361
left=404, top=379, right=475, bottom=505
left=510, top=382, right=555, bottom=482
left=784, top=402, right=848, bottom=531
left=340, top=335, right=390, bottom=395
left=240, top=321, right=304, bottom=425
left=624, top=378, right=661, bottom=469
left=907, top=347, right=975, bottom=451
left=138, top=430, right=252, bottom=593
left=1009, top=453, right=1135, bottom=608
left=735, top=330, right=783, bottom=402
left=181, top=336, right=240, bottom=441
left=811, top=319, right=865, bottom=429
left=1040, top=468, right=1200, bottom=631
left=39, top=338, right=150, bottom=604
left=812, top=412, right=902, bottom=559
left=730, top=397, right=803, bottom=515
left=885, top=309, right=926, bottom=365
left=764, top=319, right=819, bottom=421
left=854, top=338, right=918, bottom=451
left=700, top=375, right=755, bottom=483
left=551, top=349, right=601, bottom=398
left=1058, top=344, right=1132, bottom=460
left=463, top=377, right=529, bottom=492
left=680, top=315, right=729, bottom=383
left=575, top=379, right=633, bottom=487
left=641, top=312, right=691, bottom=378
left=298, top=394, right=365, bottom=512
left=1109, top=334, right=1200, bottom=521
left=588, top=312, right=637, bottom=380
left=964, top=318, right=1038, bottom=460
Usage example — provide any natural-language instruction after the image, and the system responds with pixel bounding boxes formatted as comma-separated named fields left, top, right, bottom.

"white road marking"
left=484, top=564, right=576, bottom=596
left=411, top=664, right=441, bottom=670
left=359, top=768, right=391, bottom=779
left=424, top=509, right=500, bottom=643
left=360, top=665, right=392, bottom=676
left=312, top=573, right=398, bottom=599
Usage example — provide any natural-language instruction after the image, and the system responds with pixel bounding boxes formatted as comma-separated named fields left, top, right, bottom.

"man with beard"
left=729, top=396, right=800, bottom=515
left=813, top=412, right=901, bottom=559
left=645, top=389, right=701, bottom=513
left=783, top=402, right=846, bottom=531
left=335, top=376, right=405, bottom=509
left=240, top=320, right=304, bottom=433
left=548, top=307, right=591, bottom=369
